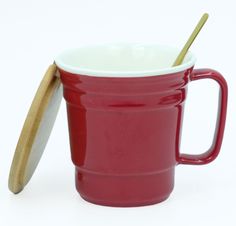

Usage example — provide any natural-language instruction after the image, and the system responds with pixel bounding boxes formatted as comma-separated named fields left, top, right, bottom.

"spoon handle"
left=172, top=13, right=209, bottom=66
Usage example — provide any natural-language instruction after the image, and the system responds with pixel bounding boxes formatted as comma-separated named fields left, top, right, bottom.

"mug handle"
left=177, top=69, right=228, bottom=165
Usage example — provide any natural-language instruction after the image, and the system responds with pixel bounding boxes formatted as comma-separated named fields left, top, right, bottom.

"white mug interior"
left=55, top=43, right=196, bottom=77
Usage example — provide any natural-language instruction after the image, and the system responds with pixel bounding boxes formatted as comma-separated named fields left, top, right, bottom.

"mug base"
left=80, top=194, right=171, bottom=207
left=75, top=167, right=174, bottom=207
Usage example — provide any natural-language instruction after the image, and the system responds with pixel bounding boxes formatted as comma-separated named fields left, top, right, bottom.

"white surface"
left=0, top=0, right=235, bottom=225
left=55, top=43, right=196, bottom=76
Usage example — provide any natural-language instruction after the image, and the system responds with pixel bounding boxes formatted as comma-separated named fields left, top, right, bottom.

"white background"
left=0, top=0, right=236, bottom=225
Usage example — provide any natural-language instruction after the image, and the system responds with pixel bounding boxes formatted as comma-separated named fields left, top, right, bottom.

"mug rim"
left=55, top=42, right=196, bottom=78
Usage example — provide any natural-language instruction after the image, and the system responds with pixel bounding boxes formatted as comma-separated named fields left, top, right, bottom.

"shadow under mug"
left=55, top=43, right=227, bottom=207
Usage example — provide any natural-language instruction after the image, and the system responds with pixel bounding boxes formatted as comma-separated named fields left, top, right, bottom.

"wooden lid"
left=9, top=64, right=62, bottom=194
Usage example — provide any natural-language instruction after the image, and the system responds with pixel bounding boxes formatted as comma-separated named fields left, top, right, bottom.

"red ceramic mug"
left=55, top=43, right=227, bottom=207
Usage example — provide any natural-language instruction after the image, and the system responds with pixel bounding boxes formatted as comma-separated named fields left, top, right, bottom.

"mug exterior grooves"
left=59, top=67, right=192, bottom=207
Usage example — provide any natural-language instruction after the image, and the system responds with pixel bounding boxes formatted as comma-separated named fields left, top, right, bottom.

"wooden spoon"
left=172, top=13, right=209, bottom=66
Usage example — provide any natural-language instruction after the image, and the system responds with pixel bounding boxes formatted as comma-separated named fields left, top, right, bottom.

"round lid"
left=9, top=64, right=62, bottom=194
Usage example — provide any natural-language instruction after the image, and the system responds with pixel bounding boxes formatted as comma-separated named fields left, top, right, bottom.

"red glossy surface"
left=59, top=67, right=227, bottom=207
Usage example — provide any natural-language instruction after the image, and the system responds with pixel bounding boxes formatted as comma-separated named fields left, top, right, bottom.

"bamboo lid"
left=9, top=64, right=62, bottom=194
